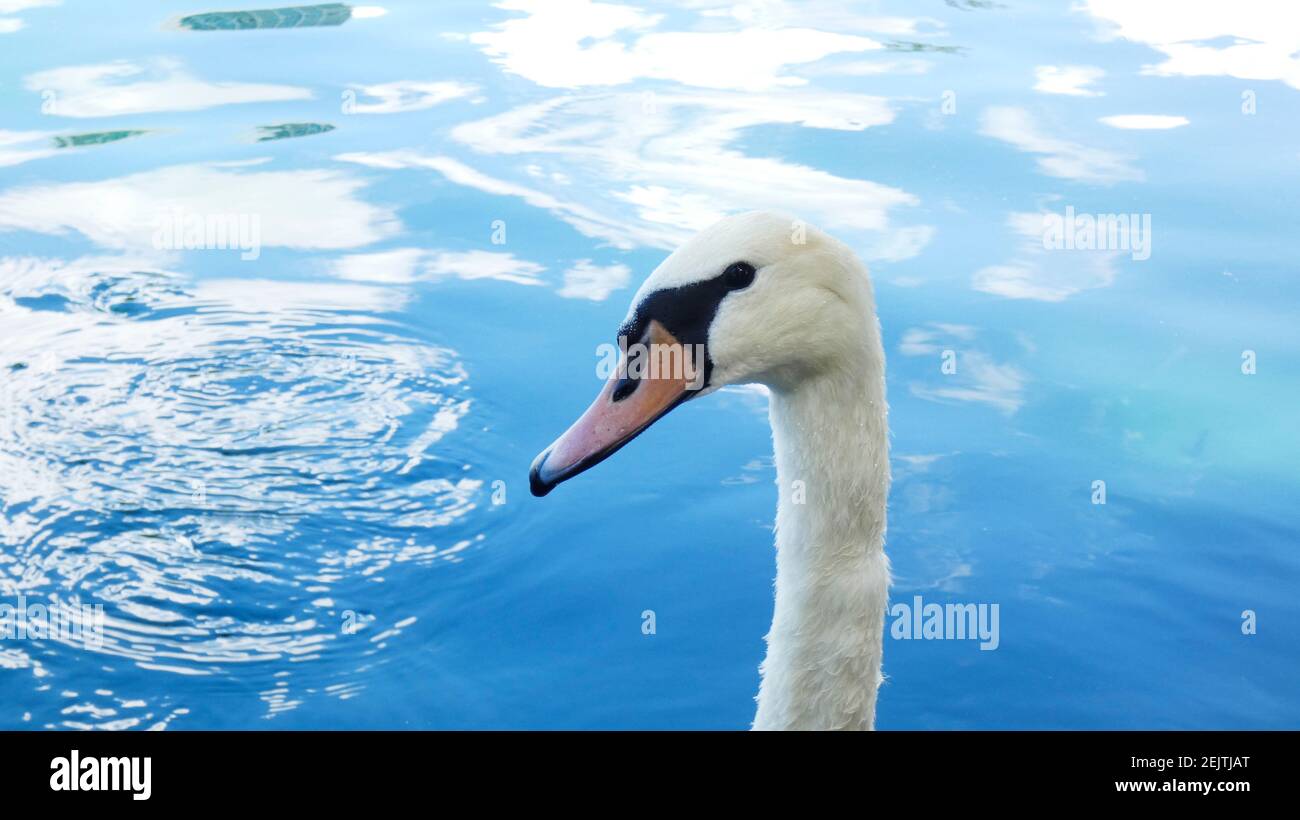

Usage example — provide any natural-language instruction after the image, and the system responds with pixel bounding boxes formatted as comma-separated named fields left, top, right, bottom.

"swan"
left=529, top=211, right=890, bottom=730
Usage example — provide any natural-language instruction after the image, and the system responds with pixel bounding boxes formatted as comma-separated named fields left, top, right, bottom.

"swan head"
left=529, top=210, right=877, bottom=497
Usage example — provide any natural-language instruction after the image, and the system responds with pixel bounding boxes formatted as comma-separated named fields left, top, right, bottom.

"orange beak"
left=530, top=320, right=701, bottom=496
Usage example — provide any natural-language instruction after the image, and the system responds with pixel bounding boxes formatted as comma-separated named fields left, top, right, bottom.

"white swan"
left=530, top=211, right=890, bottom=730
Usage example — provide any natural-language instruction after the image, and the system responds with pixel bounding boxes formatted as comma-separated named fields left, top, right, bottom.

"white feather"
left=635, top=211, right=890, bottom=730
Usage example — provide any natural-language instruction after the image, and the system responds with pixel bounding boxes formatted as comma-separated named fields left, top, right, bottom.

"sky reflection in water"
left=0, top=0, right=1296, bottom=729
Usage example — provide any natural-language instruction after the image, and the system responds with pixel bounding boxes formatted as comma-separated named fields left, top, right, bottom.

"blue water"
left=1, top=1, right=1296, bottom=729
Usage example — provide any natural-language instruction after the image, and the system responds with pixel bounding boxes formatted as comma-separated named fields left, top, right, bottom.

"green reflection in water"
left=179, top=3, right=352, bottom=31
left=256, top=122, right=337, bottom=141
left=885, top=41, right=965, bottom=54
left=52, top=130, right=148, bottom=149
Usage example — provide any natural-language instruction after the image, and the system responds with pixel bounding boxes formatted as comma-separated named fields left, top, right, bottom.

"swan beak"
left=530, top=320, right=700, bottom=497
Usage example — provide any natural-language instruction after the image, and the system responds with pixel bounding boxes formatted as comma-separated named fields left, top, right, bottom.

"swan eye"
left=722, top=261, right=756, bottom=290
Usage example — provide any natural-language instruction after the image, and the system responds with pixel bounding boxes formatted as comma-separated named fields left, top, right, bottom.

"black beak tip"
left=529, top=450, right=555, bottom=497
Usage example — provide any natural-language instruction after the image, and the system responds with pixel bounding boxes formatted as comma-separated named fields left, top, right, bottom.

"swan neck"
left=753, top=363, right=890, bottom=730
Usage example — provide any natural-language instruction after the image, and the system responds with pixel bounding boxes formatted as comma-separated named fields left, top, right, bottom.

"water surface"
left=0, top=0, right=1296, bottom=729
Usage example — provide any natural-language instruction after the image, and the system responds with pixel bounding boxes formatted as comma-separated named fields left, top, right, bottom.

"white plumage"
left=534, top=211, right=891, bottom=730
left=658, top=213, right=890, bottom=730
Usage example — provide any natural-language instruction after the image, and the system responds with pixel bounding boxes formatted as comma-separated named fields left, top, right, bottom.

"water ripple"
left=0, top=256, right=480, bottom=717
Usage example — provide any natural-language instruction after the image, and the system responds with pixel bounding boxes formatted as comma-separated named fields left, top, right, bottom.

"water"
left=0, top=1, right=1296, bottom=729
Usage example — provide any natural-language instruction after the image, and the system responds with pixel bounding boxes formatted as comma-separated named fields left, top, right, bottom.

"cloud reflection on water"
left=0, top=161, right=399, bottom=251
